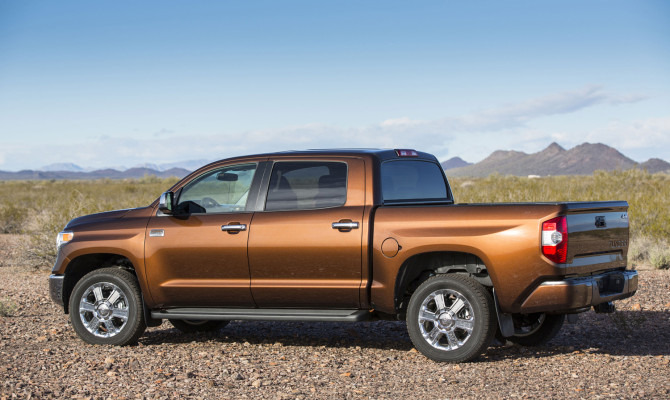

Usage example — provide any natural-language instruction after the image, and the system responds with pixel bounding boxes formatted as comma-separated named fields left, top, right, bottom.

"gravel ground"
left=1, top=238, right=669, bottom=399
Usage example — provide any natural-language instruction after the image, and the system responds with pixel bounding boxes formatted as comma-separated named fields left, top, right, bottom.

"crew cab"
left=49, top=149, right=637, bottom=362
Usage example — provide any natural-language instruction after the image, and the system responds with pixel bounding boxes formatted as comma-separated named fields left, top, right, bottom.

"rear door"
left=248, top=158, right=366, bottom=308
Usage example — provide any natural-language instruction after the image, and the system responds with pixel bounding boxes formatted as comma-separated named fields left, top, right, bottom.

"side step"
left=151, top=308, right=371, bottom=322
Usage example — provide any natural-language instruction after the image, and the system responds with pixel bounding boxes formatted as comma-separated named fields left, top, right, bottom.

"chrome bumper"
left=520, top=270, right=638, bottom=313
left=49, top=274, right=65, bottom=307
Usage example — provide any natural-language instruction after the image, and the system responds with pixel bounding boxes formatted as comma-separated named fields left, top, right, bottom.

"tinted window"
left=381, top=160, right=449, bottom=202
left=177, top=163, right=257, bottom=214
left=265, top=162, right=347, bottom=211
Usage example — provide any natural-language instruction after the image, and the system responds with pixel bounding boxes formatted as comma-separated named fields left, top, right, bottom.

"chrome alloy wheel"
left=78, top=282, right=129, bottom=338
left=418, top=289, right=475, bottom=351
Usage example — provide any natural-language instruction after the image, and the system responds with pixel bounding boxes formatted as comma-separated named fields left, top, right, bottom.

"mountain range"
left=444, top=142, right=670, bottom=177
left=0, top=142, right=667, bottom=180
left=0, top=159, right=210, bottom=181
left=0, top=167, right=193, bottom=181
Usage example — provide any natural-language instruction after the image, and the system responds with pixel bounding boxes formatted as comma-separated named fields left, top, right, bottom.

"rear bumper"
left=49, top=274, right=65, bottom=307
left=520, top=270, right=638, bottom=313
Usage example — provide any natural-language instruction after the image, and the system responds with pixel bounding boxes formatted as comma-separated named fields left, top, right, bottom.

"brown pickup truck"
left=49, top=149, right=637, bottom=362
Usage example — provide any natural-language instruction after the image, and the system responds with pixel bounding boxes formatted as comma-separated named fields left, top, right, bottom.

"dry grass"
left=0, top=169, right=668, bottom=269
left=0, top=176, right=179, bottom=267
left=449, top=169, right=670, bottom=269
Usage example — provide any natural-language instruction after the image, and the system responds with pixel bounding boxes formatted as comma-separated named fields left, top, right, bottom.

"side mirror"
left=158, top=191, right=174, bottom=214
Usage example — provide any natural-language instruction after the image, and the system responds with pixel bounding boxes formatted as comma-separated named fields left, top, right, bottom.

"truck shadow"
left=487, top=310, right=670, bottom=360
left=140, top=310, right=670, bottom=358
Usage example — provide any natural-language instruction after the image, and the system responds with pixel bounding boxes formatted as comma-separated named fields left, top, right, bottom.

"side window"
left=381, top=160, right=449, bottom=203
left=176, top=163, right=257, bottom=214
left=265, top=161, right=347, bottom=211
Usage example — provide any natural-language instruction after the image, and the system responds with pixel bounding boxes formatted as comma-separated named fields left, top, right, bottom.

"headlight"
left=56, top=231, right=74, bottom=249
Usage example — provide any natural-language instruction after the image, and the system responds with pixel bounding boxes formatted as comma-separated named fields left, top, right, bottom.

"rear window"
left=381, top=160, right=450, bottom=203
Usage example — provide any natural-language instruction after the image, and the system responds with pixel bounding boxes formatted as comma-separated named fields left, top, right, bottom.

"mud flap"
left=142, top=294, right=162, bottom=327
left=493, top=289, right=515, bottom=337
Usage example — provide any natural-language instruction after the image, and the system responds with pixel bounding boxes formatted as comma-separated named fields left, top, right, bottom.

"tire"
left=508, top=313, right=564, bottom=346
left=169, top=319, right=229, bottom=333
left=406, top=274, right=496, bottom=363
left=69, top=267, right=146, bottom=345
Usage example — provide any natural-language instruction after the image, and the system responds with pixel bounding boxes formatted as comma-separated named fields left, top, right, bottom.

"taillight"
left=542, top=216, right=568, bottom=263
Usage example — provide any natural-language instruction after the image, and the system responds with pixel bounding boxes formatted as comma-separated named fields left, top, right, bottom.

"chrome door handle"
left=332, top=222, right=359, bottom=230
left=221, top=224, right=247, bottom=231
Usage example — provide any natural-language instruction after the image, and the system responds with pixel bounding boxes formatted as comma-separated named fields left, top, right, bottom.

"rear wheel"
left=69, top=268, right=146, bottom=345
left=508, top=313, right=564, bottom=346
left=169, top=319, right=229, bottom=333
left=406, top=274, right=496, bottom=363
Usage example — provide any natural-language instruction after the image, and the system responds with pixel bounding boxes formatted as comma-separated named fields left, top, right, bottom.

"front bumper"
left=520, top=270, right=638, bottom=313
left=49, top=274, right=65, bottom=307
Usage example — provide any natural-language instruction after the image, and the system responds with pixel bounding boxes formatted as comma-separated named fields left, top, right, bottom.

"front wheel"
left=406, top=274, right=496, bottom=363
left=69, top=268, right=146, bottom=345
left=508, top=313, right=564, bottom=346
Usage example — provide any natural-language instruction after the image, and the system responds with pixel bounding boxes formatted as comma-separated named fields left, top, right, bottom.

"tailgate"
left=564, top=201, right=629, bottom=268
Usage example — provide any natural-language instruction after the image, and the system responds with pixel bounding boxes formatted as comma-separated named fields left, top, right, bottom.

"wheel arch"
left=62, top=253, right=136, bottom=314
left=393, top=251, right=492, bottom=316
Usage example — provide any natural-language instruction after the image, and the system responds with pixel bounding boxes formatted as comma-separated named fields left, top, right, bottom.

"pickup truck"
left=49, top=149, right=637, bottom=362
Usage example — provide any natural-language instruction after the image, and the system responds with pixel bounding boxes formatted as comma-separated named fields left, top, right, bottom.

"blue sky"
left=1, top=0, right=669, bottom=170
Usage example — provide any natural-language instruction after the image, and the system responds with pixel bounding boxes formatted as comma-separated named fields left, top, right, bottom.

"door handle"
left=221, top=224, right=247, bottom=232
left=332, top=221, right=359, bottom=230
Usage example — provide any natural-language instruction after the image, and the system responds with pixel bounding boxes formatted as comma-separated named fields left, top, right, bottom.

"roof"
left=243, top=148, right=439, bottom=162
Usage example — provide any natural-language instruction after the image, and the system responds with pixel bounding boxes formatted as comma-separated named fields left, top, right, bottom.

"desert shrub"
left=628, top=236, right=655, bottom=265
left=0, top=204, right=28, bottom=234
left=628, top=236, right=670, bottom=269
left=649, top=246, right=670, bottom=270
left=0, top=298, right=18, bottom=317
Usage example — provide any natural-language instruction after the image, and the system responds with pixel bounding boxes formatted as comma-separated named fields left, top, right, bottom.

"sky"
left=0, top=0, right=669, bottom=171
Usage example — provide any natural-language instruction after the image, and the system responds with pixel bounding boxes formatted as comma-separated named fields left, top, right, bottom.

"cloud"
left=436, top=85, right=647, bottom=133
left=584, top=117, right=670, bottom=157
left=0, top=85, right=658, bottom=170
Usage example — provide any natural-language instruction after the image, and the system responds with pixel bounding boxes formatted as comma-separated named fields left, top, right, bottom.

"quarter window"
left=265, top=162, right=347, bottom=211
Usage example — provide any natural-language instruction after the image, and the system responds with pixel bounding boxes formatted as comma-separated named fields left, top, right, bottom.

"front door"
left=145, top=162, right=258, bottom=307
left=248, top=158, right=365, bottom=308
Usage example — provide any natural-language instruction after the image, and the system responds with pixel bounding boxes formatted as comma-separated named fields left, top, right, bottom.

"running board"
left=151, top=308, right=370, bottom=322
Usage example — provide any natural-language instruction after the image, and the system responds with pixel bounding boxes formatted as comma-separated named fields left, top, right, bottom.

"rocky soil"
left=1, top=239, right=669, bottom=398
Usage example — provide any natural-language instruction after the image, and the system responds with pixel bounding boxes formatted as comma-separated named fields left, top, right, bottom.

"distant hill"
left=40, top=163, right=86, bottom=172
left=0, top=158, right=212, bottom=180
left=441, top=157, right=472, bottom=170
left=445, top=142, right=670, bottom=177
left=0, top=167, right=191, bottom=181
left=639, top=158, right=670, bottom=173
